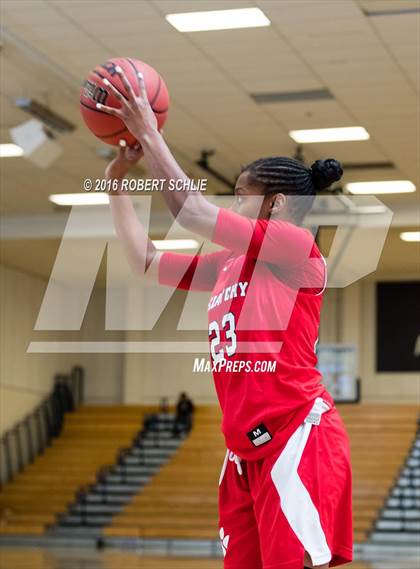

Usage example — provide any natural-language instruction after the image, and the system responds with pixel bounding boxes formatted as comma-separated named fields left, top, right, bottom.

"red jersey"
left=159, top=208, right=332, bottom=460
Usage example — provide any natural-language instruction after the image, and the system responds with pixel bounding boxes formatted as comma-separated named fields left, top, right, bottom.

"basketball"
left=79, top=57, right=169, bottom=146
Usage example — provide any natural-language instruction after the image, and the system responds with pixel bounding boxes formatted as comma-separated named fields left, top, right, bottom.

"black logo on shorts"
left=247, top=423, right=272, bottom=447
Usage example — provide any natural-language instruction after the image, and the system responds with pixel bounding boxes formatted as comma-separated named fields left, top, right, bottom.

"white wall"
left=124, top=352, right=215, bottom=405
left=0, top=264, right=124, bottom=434
left=0, top=265, right=72, bottom=433
left=123, top=274, right=419, bottom=406
left=72, top=285, right=124, bottom=405
left=123, top=285, right=216, bottom=405
left=359, top=274, right=420, bottom=403
left=2, top=261, right=416, bottom=433
left=320, top=273, right=420, bottom=403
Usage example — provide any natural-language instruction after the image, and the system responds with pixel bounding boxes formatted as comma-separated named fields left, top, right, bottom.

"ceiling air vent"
left=341, top=161, right=395, bottom=170
left=363, top=7, right=420, bottom=16
left=250, top=89, right=334, bottom=104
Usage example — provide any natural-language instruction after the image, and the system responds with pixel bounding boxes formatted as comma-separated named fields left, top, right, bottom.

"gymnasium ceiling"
left=0, top=0, right=419, bottom=278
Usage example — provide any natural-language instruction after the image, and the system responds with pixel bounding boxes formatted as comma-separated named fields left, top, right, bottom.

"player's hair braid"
left=242, top=156, right=343, bottom=222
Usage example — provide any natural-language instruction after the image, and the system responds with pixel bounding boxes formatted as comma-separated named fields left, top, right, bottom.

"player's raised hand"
left=97, top=66, right=158, bottom=143
left=105, top=140, right=143, bottom=181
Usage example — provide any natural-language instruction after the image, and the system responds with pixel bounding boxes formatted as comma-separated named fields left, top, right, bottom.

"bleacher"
left=0, top=403, right=418, bottom=547
left=340, top=405, right=419, bottom=541
left=371, top=422, right=420, bottom=544
left=105, top=404, right=419, bottom=544
left=0, top=405, right=151, bottom=536
left=54, top=411, right=183, bottom=536
left=105, top=406, right=223, bottom=540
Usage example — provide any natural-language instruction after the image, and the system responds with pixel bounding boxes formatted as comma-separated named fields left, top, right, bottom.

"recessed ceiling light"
left=400, top=231, right=420, bottom=243
left=49, top=193, right=109, bottom=206
left=153, top=239, right=199, bottom=250
left=0, top=143, right=24, bottom=157
left=345, top=181, right=416, bottom=195
left=165, top=8, right=270, bottom=32
left=289, top=127, right=370, bottom=143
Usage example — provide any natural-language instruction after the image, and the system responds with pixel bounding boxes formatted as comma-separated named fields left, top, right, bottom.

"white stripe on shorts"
left=271, top=397, right=332, bottom=566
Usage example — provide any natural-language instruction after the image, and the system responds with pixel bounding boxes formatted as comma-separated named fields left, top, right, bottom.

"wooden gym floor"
left=0, top=548, right=411, bottom=569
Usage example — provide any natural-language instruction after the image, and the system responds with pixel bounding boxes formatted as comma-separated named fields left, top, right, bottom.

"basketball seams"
left=93, top=69, right=130, bottom=102
left=81, top=68, right=128, bottom=139
left=125, top=58, right=167, bottom=112
left=80, top=100, right=110, bottom=115
left=80, top=57, right=169, bottom=145
left=152, top=77, right=169, bottom=112
left=125, top=57, right=147, bottom=100
left=150, top=75, right=162, bottom=106
left=80, top=101, right=128, bottom=138
left=101, top=127, right=129, bottom=139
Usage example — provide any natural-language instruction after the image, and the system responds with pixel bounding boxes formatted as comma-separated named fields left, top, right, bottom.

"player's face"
left=233, top=171, right=283, bottom=220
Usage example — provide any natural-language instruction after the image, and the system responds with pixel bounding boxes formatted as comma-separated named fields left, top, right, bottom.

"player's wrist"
left=105, top=160, right=128, bottom=182
left=136, top=127, right=160, bottom=148
left=107, top=177, right=126, bottom=195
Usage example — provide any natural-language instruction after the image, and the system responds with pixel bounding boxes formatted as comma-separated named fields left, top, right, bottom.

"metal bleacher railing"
left=370, top=414, right=420, bottom=545
left=0, top=366, right=84, bottom=486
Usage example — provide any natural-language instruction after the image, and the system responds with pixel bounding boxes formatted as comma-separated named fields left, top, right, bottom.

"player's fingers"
left=126, top=147, right=142, bottom=161
left=96, top=103, right=122, bottom=117
left=136, top=72, right=148, bottom=102
left=115, top=65, right=136, bottom=101
left=103, top=78, right=128, bottom=106
left=118, top=139, right=127, bottom=158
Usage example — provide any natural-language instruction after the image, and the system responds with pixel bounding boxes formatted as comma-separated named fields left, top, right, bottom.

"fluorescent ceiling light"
left=49, top=193, right=109, bottom=206
left=153, top=239, right=199, bottom=250
left=289, top=127, right=370, bottom=143
left=0, top=143, right=24, bottom=157
left=346, top=180, right=416, bottom=195
left=400, top=231, right=420, bottom=242
left=356, top=205, right=388, bottom=214
left=165, top=8, right=270, bottom=32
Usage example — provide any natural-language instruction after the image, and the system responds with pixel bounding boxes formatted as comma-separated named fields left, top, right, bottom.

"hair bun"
left=310, top=159, right=343, bottom=191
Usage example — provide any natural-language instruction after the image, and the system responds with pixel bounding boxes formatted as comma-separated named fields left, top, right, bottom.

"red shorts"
left=218, top=398, right=353, bottom=569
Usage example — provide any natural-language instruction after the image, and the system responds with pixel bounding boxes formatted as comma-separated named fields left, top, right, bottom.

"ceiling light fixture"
left=166, top=8, right=270, bottom=32
left=15, top=98, right=75, bottom=133
left=345, top=181, right=416, bottom=195
left=0, top=143, right=24, bottom=157
left=289, top=127, right=370, bottom=143
left=49, top=193, right=110, bottom=206
left=400, top=231, right=420, bottom=243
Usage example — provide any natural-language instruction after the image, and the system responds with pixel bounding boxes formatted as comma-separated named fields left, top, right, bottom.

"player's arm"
left=106, top=144, right=161, bottom=279
left=106, top=143, right=223, bottom=289
left=158, top=250, right=225, bottom=291
left=97, top=68, right=218, bottom=240
left=138, top=127, right=318, bottom=267
left=140, top=129, right=219, bottom=239
left=99, top=68, right=317, bottom=269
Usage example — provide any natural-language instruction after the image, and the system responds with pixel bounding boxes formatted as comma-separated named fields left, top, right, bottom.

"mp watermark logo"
left=27, top=195, right=393, bottom=354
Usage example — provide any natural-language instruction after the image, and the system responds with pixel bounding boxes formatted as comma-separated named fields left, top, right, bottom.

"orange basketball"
left=80, top=57, right=169, bottom=146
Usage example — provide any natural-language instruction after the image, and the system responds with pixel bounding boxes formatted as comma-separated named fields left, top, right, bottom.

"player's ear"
left=270, top=193, right=286, bottom=215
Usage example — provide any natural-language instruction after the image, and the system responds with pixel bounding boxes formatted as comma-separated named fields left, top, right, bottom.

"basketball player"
left=99, top=68, right=353, bottom=569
